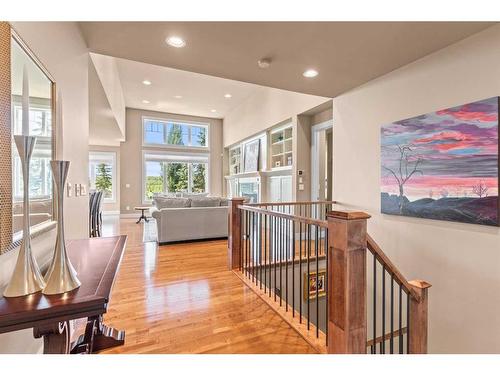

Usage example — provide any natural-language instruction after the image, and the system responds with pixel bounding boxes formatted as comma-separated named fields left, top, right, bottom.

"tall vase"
left=3, top=136, right=46, bottom=297
left=42, top=160, right=81, bottom=295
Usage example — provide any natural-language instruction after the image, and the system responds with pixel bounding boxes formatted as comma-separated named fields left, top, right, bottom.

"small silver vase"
left=43, top=160, right=81, bottom=295
left=3, top=136, right=46, bottom=297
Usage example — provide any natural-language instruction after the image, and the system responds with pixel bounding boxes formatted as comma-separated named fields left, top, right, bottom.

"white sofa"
left=150, top=195, right=228, bottom=244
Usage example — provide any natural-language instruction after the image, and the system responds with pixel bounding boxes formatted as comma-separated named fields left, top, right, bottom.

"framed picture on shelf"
left=303, top=270, right=326, bottom=300
left=244, top=139, right=260, bottom=172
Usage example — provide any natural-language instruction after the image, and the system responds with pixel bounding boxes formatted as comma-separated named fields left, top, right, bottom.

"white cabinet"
left=268, top=175, right=292, bottom=203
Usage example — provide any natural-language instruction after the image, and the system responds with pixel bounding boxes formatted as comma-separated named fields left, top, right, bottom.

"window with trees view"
left=143, top=118, right=208, bottom=148
left=142, top=117, right=210, bottom=202
left=89, top=152, right=116, bottom=202
left=144, top=154, right=208, bottom=201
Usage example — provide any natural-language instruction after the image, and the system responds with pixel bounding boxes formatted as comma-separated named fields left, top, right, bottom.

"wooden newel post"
left=327, top=210, right=371, bottom=354
left=228, top=197, right=245, bottom=271
left=408, top=280, right=431, bottom=354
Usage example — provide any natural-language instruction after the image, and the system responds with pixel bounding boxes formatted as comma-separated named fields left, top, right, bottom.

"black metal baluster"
left=399, top=284, right=403, bottom=354
left=307, top=224, right=311, bottom=330
left=372, top=254, right=377, bottom=354
left=285, top=219, right=289, bottom=312
left=264, top=214, right=267, bottom=294
left=274, top=216, right=277, bottom=302
left=381, top=265, right=386, bottom=354
left=325, top=227, right=329, bottom=346
left=246, top=210, right=249, bottom=278
left=279, top=217, right=283, bottom=307
left=299, top=221, right=303, bottom=323
left=406, top=291, right=410, bottom=354
left=390, top=274, right=394, bottom=354
left=315, top=224, right=319, bottom=338
left=292, top=221, right=295, bottom=318
left=259, top=213, right=263, bottom=289
left=252, top=212, right=255, bottom=284
left=239, top=209, right=243, bottom=271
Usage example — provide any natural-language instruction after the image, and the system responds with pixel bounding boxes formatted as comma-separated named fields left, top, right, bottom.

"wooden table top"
left=0, top=235, right=127, bottom=334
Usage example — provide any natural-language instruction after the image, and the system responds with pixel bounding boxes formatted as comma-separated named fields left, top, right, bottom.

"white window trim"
left=89, top=151, right=117, bottom=203
left=142, top=150, right=210, bottom=204
left=142, top=116, right=210, bottom=151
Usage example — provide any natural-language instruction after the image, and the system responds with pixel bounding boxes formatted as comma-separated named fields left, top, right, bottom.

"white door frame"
left=311, top=120, right=333, bottom=201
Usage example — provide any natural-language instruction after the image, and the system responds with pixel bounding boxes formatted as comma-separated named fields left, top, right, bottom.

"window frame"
left=142, top=116, right=210, bottom=150
left=142, top=150, right=210, bottom=204
left=89, top=151, right=117, bottom=203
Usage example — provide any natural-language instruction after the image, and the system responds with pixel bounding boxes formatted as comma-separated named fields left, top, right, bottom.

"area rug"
left=143, top=218, right=158, bottom=243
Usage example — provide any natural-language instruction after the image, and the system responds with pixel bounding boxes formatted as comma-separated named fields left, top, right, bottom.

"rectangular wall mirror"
left=0, top=24, right=56, bottom=254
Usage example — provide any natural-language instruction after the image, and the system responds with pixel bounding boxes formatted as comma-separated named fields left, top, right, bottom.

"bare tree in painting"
left=472, top=180, right=488, bottom=198
left=383, top=144, right=423, bottom=214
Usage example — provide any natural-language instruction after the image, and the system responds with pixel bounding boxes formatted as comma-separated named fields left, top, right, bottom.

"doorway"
left=311, top=120, right=333, bottom=202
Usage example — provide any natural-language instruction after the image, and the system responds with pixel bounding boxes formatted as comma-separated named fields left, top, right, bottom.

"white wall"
left=223, top=86, right=329, bottom=147
left=89, top=53, right=126, bottom=140
left=0, top=22, right=90, bottom=354
left=333, top=24, right=500, bottom=353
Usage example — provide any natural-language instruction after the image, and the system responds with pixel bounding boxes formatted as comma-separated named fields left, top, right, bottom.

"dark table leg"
left=136, top=209, right=149, bottom=223
left=33, top=321, right=71, bottom=354
left=71, top=315, right=125, bottom=354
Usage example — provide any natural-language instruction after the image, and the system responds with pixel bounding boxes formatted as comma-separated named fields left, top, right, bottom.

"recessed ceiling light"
left=142, top=80, right=152, bottom=85
left=303, top=69, right=318, bottom=78
left=174, top=95, right=183, bottom=99
left=224, top=93, right=232, bottom=98
left=211, top=109, right=217, bottom=113
left=166, top=36, right=186, bottom=48
left=142, top=100, right=150, bottom=104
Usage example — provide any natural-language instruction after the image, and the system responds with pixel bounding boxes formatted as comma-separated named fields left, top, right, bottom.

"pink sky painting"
left=381, top=97, right=498, bottom=200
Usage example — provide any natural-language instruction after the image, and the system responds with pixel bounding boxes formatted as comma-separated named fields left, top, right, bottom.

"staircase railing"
left=227, top=198, right=431, bottom=354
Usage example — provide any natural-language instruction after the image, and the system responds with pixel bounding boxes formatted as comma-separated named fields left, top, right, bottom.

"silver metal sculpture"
left=43, top=160, right=81, bottom=295
left=3, top=136, right=46, bottom=297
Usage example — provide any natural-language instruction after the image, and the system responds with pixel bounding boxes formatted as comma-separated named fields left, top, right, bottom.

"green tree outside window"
left=95, top=162, right=113, bottom=198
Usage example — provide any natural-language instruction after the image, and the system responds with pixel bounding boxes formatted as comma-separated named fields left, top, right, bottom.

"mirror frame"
left=0, top=23, right=57, bottom=255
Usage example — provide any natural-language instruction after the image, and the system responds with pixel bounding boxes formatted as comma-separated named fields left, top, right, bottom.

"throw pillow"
left=190, top=197, right=222, bottom=207
left=154, top=197, right=191, bottom=209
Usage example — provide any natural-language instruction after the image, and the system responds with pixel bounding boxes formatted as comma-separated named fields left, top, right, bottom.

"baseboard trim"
left=102, top=211, right=120, bottom=215
left=159, top=237, right=227, bottom=246
left=120, top=213, right=143, bottom=219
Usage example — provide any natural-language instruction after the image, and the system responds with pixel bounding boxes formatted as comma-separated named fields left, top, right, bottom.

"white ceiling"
left=114, top=56, right=262, bottom=119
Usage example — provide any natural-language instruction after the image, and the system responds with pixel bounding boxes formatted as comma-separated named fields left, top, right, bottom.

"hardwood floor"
left=100, top=217, right=317, bottom=354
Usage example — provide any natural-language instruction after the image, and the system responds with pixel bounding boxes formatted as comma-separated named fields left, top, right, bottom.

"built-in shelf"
left=270, top=125, right=293, bottom=170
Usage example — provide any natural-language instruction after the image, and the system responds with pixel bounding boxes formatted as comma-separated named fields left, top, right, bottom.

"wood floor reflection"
left=100, top=216, right=317, bottom=354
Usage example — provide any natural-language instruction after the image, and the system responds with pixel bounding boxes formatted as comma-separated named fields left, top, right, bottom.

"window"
left=89, top=152, right=116, bottom=202
left=143, top=152, right=208, bottom=201
left=143, top=118, right=208, bottom=148
left=12, top=104, right=53, bottom=202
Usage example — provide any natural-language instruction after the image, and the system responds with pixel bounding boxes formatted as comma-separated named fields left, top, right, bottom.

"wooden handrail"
left=238, top=204, right=328, bottom=228
left=366, top=327, right=407, bottom=347
left=247, top=200, right=337, bottom=207
left=367, top=234, right=421, bottom=303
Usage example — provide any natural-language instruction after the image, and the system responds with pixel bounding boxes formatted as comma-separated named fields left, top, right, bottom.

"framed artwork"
left=244, top=139, right=260, bottom=172
left=303, top=270, right=326, bottom=300
left=381, top=97, right=499, bottom=226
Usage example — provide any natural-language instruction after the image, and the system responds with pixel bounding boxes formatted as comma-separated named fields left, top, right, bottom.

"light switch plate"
left=80, top=184, right=87, bottom=196
left=75, top=184, right=80, bottom=197
left=67, top=183, right=72, bottom=197
left=298, top=184, right=305, bottom=191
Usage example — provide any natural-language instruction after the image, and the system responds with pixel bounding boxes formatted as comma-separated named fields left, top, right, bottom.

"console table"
left=0, top=235, right=127, bottom=354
